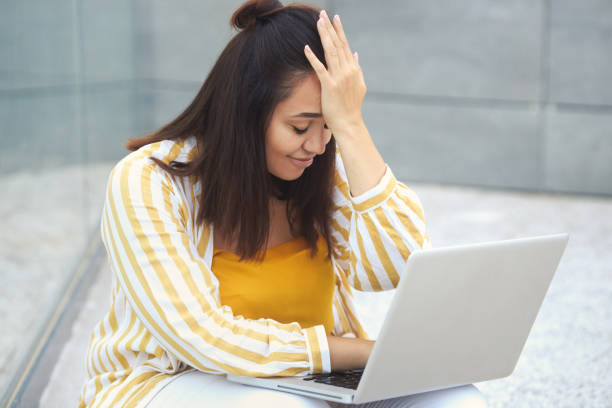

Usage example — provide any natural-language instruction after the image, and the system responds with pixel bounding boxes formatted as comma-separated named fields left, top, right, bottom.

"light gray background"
left=2, top=0, right=611, bottom=191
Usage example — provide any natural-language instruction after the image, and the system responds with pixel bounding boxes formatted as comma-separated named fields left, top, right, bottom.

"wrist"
left=327, top=335, right=375, bottom=371
left=360, top=339, right=375, bottom=366
left=330, top=116, right=366, bottom=141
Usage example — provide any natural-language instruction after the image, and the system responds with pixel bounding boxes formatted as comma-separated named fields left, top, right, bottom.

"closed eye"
left=292, top=126, right=308, bottom=135
left=292, top=123, right=328, bottom=134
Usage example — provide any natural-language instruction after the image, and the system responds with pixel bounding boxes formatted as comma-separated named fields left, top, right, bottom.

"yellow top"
left=212, top=233, right=336, bottom=335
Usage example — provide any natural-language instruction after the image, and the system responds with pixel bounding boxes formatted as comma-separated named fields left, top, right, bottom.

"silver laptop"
left=227, top=233, right=569, bottom=404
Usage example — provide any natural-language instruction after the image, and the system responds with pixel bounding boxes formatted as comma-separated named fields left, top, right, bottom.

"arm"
left=330, top=153, right=430, bottom=291
left=332, top=118, right=386, bottom=198
left=327, top=336, right=375, bottom=371
left=306, top=11, right=430, bottom=291
left=102, top=154, right=330, bottom=376
left=305, top=11, right=386, bottom=197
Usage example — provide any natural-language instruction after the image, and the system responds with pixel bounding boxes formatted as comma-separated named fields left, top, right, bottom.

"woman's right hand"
left=327, top=335, right=375, bottom=371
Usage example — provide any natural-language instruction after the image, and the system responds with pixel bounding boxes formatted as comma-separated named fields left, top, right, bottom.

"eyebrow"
left=290, top=112, right=323, bottom=118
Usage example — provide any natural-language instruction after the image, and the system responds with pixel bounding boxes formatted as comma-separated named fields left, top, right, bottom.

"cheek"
left=265, top=128, right=288, bottom=172
left=324, top=130, right=333, bottom=146
left=267, top=127, right=301, bottom=157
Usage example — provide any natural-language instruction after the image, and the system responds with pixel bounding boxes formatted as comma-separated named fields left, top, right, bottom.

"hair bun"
left=231, top=0, right=283, bottom=30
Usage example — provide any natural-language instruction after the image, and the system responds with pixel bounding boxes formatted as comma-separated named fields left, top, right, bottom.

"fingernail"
left=305, top=44, right=310, bottom=51
left=334, top=14, right=340, bottom=22
left=321, top=10, right=327, bottom=17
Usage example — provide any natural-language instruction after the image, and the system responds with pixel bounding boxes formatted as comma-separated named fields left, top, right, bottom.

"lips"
left=289, top=156, right=314, bottom=168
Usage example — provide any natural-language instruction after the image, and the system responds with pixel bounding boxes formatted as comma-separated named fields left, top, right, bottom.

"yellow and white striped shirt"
left=79, top=136, right=430, bottom=407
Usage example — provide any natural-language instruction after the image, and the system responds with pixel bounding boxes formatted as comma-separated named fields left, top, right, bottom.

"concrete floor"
left=0, top=163, right=113, bottom=403
left=34, top=177, right=612, bottom=407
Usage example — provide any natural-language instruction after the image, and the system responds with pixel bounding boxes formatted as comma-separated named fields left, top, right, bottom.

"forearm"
left=333, top=119, right=387, bottom=197
left=327, top=335, right=375, bottom=371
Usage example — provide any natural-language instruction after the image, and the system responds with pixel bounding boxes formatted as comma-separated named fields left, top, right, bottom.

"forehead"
left=275, top=74, right=322, bottom=116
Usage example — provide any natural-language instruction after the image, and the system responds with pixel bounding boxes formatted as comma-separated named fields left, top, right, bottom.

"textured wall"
left=130, top=0, right=612, bottom=195
left=331, top=0, right=612, bottom=195
left=2, top=0, right=610, bottom=189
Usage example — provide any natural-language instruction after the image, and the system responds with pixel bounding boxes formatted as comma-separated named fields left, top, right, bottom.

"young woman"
left=79, top=1, right=487, bottom=406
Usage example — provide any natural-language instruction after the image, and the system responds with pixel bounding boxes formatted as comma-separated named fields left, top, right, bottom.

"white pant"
left=145, top=370, right=488, bottom=408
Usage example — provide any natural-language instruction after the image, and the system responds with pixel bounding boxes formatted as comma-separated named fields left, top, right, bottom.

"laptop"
left=227, top=233, right=569, bottom=404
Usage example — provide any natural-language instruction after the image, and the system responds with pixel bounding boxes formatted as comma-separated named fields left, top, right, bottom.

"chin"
left=269, top=165, right=306, bottom=181
left=275, top=170, right=305, bottom=181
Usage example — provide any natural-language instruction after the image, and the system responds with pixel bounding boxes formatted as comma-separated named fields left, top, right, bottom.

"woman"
left=79, top=0, right=487, bottom=406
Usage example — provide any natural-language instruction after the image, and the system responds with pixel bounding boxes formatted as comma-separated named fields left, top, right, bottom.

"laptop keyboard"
left=302, top=369, right=364, bottom=390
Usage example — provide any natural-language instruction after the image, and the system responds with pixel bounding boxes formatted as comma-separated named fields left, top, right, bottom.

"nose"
left=303, top=127, right=331, bottom=156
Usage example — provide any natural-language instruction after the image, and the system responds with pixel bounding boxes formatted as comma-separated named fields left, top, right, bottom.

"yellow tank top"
left=211, top=233, right=336, bottom=334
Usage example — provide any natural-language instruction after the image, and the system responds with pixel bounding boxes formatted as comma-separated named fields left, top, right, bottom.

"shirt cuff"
left=302, top=325, right=331, bottom=374
left=350, top=164, right=397, bottom=212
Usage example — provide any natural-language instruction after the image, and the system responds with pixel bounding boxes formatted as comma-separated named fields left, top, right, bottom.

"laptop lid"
left=353, top=233, right=568, bottom=403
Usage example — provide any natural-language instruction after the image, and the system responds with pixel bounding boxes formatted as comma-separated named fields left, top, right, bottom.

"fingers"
left=304, top=45, right=330, bottom=83
left=330, top=14, right=354, bottom=62
left=306, top=10, right=359, bottom=81
left=319, top=11, right=352, bottom=69
left=319, top=11, right=349, bottom=65
left=317, top=16, right=341, bottom=73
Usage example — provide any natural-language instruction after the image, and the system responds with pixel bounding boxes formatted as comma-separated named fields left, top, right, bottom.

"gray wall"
left=334, top=0, right=612, bottom=195
left=2, top=0, right=610, bottom=193
left=130, top=0, right=612, bottom=195
left=0, top=0, right=136, bottom=169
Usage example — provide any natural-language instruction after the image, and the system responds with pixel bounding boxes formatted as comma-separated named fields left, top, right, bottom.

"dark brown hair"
left=126, top=0, right=335, bottom=261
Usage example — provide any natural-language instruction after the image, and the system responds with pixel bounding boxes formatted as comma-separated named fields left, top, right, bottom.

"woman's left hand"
left=304, top=10, right=366, bottom=137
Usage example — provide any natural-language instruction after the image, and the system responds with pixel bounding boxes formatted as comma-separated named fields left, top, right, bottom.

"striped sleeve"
left=330, top=153, right=431, bottom=291
left=101, top=152, right=330, bottom=377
